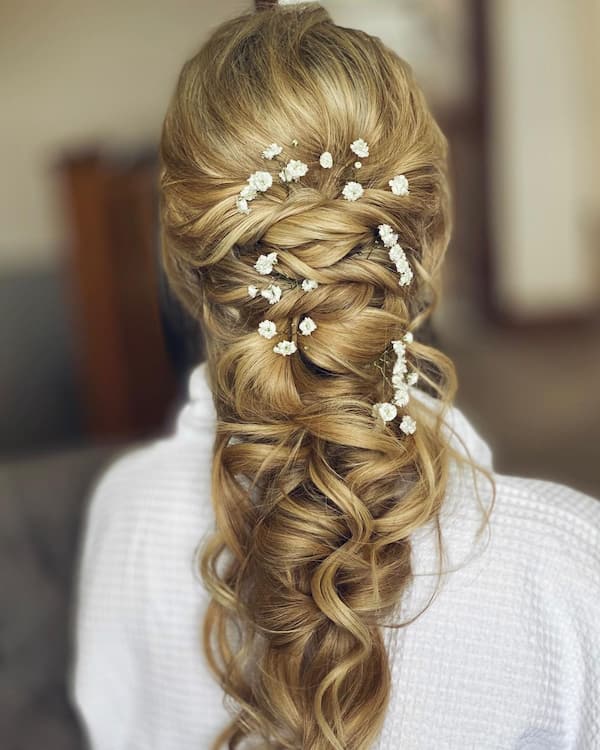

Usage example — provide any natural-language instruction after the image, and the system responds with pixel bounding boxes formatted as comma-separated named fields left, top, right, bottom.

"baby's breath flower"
left=354, top=161, right=362, bottom=169
left=350, top=138, right=369, bottom=158
left=260, top=284, right=282, bottom=305
left=279, top=159, right=308, bottom=182
left=378, top=224, right=398, bottom=247
left=299, top=316, right=317, bottom=336
left=389, top=174, right=410, bottom=196
left=301, top=278, right=318, bottom=292
left=248, top=171, right=273, bottom=192
left=400, top=415, right=417, bottom=435
left=398, top=267, right=414, bottom=287
left=372, top=402, right=397, bottom=422
left=258, top=320, right=277, bottom=339
left=342, top=181, right=364, bottom=201
left=403, top=331, right=414, bottom=344
left=240, top=184, right=258, bottom=201
left=388, top=244, right=406, bottom=264
left=319, top=151, right=333, bottom=168
left=236, top=195, right=250, bottom=215
left=391, top=340, right=406, bottom=357
left=262, top=143, right=283, bottom=159
left=393, top=386, right=410, bottom=408
left=273, top=340, right=297, bottom=356
left=247, top=284, right=259, bottom=298
left=406, top=371, right=419, bottom=386
left=254, top=251, right=278, bottom=275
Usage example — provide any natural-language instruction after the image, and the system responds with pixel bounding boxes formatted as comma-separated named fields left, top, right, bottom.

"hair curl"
left=159, top=4, right=495, bottom=748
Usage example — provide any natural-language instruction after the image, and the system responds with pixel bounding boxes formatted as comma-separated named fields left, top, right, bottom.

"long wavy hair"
left=159, top=4, right=495, bottom=748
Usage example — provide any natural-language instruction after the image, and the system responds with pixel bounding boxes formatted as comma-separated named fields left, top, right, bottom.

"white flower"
left=273, top=339, right=297, bottom=356
left=261, top=284, right=282, bottom=305
left=239, top=184, right=258, bottom=201
left=319, top=151, right=333, bottom=168
left=398, top=267, right=414, bottom=286
left=391, top=340, right=406, bottom=357
left=247, top=284, right=259, bottom=298
left=393, top=358, right=407, bottom=376
left=236, top=195, right=250, bottom=214
left=388, top=244, right=406, bottom=264
left=248, top=171, right=273, bottom=192
left=403, top=331, right=414, bottom=344
left=350, top=138, right=369, bottom=158
left=254, top=251, right=278, bottom=275
left=378, top=224, right=398, bottom=247
left=262, top=143, right=283, bottom=159
left=299, top=316, right=317, bottom=335
left=372, top=401, right=397, bottom=422
left=393, top=386, right=410, bottom=407
left=354, top=161, right=362, bottom=169
left=389, top=174, right=410, bottom=196
left=302, top=278, right=318, bottom=292
left=391, top=372, right=406, bottom=388
left=400, top=415, right=417, bottom=435
left=342, top=181, right=364, bottom=201
left=406, top=371, right=419, bottom=386
left=258, top=320, right=277, bottom=339
left=279, top=159, right=308, bottom=182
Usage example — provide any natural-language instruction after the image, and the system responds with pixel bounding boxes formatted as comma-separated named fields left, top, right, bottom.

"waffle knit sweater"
left=70, top=361, right=600, bottom=749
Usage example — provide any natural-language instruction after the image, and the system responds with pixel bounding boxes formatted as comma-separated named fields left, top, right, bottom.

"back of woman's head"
left=160, top=3, right=469, bottom=748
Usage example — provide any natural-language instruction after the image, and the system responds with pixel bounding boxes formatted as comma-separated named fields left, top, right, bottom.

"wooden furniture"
left=58, top=149, right=184, bottom=440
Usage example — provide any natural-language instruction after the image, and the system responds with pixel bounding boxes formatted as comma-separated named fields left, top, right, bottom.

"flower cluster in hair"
left=372, top=332, right=419, bottom=434
left=234, top=136, right=408, bottom=215
left=237, top=137, right=417, bottom=433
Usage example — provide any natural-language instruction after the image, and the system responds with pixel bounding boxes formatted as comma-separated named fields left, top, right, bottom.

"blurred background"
left=1, top=0, right=599, bottom=747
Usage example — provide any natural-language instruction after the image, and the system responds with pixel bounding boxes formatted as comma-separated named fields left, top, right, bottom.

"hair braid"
left=159, top=4, right=494, bottom=748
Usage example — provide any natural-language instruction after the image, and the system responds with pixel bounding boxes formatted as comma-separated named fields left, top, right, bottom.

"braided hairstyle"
left=159, top=4, right=494, bottom=748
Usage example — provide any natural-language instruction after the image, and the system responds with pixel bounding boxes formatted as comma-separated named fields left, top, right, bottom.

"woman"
left=71, top=4, right=600, bottom=749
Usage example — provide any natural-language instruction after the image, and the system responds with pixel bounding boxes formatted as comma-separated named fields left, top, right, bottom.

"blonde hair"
left=159, top=3, right=495, bottom=748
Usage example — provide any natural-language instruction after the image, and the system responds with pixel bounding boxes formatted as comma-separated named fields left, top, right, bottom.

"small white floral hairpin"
left=236, top=170, right=274, bottom=214
left=299, top=316, right=317, bottom=335
left=377, top=224, right=414, bottom=287
left=350, top=138, right=369, bottom=158
left=279, top=159, right=309, bottom=183
left=389, top=174, right=410, bottom=196
left=372, top=331, right=418, bottom=434
left=319, top=151, right=333, bottom=168
left=262, top=143, right=283, bottom=159
left=261, top=283, right=282, bottom=305
left=254, top=251, right=278, bottom=275
left=301, top=278, right=318, bottom=292
left=372, top=402, right=397, bottom=422
left=342, top=181, right=364, bottom=202
left=258, top=320, right=277, bottom=339
left=273, top=340, right=297, bottom=356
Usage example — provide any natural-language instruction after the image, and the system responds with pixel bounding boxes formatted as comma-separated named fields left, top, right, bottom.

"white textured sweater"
left=70, top=361, right=600, bottom=749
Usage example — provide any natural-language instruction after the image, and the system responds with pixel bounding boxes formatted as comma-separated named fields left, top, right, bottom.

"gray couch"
left=0, top=442, right=133, bottom=750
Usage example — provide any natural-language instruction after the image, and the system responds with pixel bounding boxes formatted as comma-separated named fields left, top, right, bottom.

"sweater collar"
left=181, top=360, right=494, bottom=472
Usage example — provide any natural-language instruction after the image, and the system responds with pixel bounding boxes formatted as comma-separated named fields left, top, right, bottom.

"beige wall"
left=0, top=0, right=251, bottom=272
left=487, top=0, right=599, bottom=317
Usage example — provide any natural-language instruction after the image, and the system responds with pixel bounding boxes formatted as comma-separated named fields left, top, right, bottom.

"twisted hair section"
left=159, top=4, right=495, bottom=748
